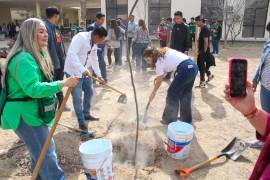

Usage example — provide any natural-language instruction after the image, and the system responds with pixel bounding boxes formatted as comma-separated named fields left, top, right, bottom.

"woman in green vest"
left=1, top=18, right=78, bottom=179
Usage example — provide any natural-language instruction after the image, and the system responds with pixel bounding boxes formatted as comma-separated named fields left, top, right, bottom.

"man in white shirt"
left=64, top=27, right=107, bottom=135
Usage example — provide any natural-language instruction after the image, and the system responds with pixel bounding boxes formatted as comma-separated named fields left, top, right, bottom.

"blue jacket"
left=253, top=40, right=270, bottom=85
left=88, top=22, right=105, bottom=54
left=45, top=20, right=61, bottom=70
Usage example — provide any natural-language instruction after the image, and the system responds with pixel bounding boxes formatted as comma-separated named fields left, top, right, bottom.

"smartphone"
left=228, top=58, right=248, bottom=97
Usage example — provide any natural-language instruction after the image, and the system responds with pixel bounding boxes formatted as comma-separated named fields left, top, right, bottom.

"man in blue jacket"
left=88, top=12, right=107, bottom=82
left=45, top=7, right=66, bottom=108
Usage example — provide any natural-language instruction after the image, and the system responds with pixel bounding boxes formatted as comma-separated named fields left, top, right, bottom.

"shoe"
left=196, top=81, right=206, bottom=88
left=206, top=74, right=214, bottom=83
left=80, top=130, right=95, bottom=141
left=79, top=123, right=88, bottom=131
left=85, top=115, right=100, bottom=121
left=160, top=120, right=169, bottom=125
left=64, top=107, right=71, bottom=111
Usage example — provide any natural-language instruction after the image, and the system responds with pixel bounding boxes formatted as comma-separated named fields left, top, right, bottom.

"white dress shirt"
left=64, top=32, right=101, bottom=78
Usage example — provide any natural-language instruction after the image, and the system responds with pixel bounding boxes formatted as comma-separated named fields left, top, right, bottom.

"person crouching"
left=144, top=47, right=198, bottom=124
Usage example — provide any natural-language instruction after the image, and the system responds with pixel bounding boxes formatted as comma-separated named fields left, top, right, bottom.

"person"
left=45, top=7, right=67, bottom=109
left=116, top=19, right=125, bottom=65
left=1, top=18, right=78, bottom=179
left=78, top=21, right=86, bottom=33
left=224, top=81, right=270, bottom=179
left=106, top=19, right=123, bottom=66
left=188, top=17, right=196, bottom=49
left=133, top=19, right=151, bottom=71
left=170, top=11, right=190, bottom=54
left=144, top=47, right=198, bottom=124
left=195, top=15, right=215, bottom=88
left=211, top=20, right=222, bottom=56
left=166, top=17, right=174, bottom=47
left=64, top=27, right=107, bottom=135
left=156, top=18, right=168, bottom=47
left=168, top=11, right=190, bottom=80
left=127, top=15, right=137, bottom=58
left=88, top=12, right=107, bottom=82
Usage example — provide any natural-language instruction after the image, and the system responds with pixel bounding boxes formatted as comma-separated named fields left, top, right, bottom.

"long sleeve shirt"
left=128, top=22, right=137, bottom=38
left=250, top=114, right=270, bottom=180
left=64, top=32, right=101, bottom=78
left=133, top=27, right=151, bottom=44
left=170, top=23, right=190, bottom=53
left=1, top=51, right=62, bottom=130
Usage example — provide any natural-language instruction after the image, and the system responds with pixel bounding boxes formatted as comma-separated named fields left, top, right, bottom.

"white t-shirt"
left=155, top=49, right=189, bottom=76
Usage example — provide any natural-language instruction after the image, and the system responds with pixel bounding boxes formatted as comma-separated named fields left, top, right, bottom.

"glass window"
left=148, top=0, right=171, bottom=35
left=106, top=0, right=128, bottom=26
left=242, top=0, right=269, bottom=38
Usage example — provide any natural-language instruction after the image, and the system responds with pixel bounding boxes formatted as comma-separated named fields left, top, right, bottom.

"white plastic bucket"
left=79, top=139, right=114, bottom=180
left=166, top=121, right=194, bottom=160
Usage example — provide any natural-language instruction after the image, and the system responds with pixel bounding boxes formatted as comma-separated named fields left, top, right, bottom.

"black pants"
left=54, top=69, right=64, bottom=108
left=107, top=47, right=120, bottom=65
left=197, top=53, right=211, bottom=82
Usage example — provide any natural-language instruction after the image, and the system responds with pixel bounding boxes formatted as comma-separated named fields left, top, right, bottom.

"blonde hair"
left=144, top=47, right=169, bottom=61
left=3, top=18, right=54, bottom=80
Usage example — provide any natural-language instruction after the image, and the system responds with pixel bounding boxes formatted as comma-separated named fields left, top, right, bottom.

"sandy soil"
left=0, top=41, right=266, bottom=180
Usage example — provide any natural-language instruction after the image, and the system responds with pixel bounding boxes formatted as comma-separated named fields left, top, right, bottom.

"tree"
left=216, top=0, right=245, bottom=47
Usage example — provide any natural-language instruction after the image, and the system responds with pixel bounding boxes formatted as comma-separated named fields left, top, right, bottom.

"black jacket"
left=170, top=23, right=190, bottom=53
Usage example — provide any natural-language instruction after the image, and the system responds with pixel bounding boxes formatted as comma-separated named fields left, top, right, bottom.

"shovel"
left=87, top=74, right=127, bottom=104
left=175, top=137, right=249, bottom=178
left=141, top=101, right=150, bottom=124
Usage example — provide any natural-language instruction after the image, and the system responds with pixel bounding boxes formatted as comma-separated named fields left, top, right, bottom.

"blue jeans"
left=212, top=37, right=220, bottom=54
left=97, top=50, right=107, bottom=81
left=162, top=59, right=198, bottom=124
left=67, top=74, right=93, bottom=125
left=15, top=119, right=65, bottom=180
left=260, top=85, right=270, bottom=113
left=133, top=42, right=148, bottom=71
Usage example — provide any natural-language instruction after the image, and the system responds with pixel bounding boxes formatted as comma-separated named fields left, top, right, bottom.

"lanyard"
left=84, top=40, right=94, bottom=67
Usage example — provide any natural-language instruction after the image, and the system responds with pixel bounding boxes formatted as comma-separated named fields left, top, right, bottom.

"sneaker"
left=85, top=115, right=100, bottom=121
left=196, top=81, right=206, bottom=88
left=206, top=74, right=214, bottom=83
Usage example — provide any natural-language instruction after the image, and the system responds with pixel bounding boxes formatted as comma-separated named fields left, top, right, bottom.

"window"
left=106, top=0, right=128, bottom=26
left=242, top=0, right=269, bottom=38
left=201, top=0, right=224, bottom=22
left=148, top=0, right=171, bottom=35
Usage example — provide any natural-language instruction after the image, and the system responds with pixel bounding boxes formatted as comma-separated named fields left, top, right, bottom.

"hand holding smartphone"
left=228, top=58, right=248, bottom=97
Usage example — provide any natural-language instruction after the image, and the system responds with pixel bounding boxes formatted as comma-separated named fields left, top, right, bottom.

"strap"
left=6, top=97, right=33, bottom=102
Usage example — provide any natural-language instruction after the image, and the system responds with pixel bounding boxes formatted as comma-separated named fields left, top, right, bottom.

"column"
left=35, top=0, right=41, bottom=18
left=80, top=0, right=87, bottom=23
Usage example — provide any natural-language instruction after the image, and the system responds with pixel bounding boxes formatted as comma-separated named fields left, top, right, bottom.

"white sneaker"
left=196, top=81, right=206, bottom=88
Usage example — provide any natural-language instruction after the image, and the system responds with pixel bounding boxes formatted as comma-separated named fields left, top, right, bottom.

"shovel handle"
left=190, top=155, right=221, bottom=172
left=31, top=88, right=72, bottom=180
left=87, top=74, right=125, bottom=95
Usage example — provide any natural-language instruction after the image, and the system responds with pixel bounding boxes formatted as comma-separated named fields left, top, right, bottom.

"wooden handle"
left=31, top=88, right=72, bottom=180
left=87, top=74, right=125, bottom=95
left=190, top=156, right=220, bottom=172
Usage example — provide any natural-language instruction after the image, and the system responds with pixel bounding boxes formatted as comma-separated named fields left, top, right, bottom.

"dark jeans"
left=190, top=33, right=195, bottom=49
left=133, top=42, right=148, bottom=71
left=66, top=74, right=93, bottom=126
left=162, top=59, right=198, bottom=124
left=107, top=47, right=120, bottom=65
left=15, top=119, right=65, bottom=180
left=160, top=40, right=167, bottom=47
left=212, top=37, right=220, bottom=54
left=54, top=69, right=64, bottom=108
left=97, top=51, right=107, bottom=81
left=260, top=85, right=270, bottom=113
left=197, top=52, right=211, bottom=82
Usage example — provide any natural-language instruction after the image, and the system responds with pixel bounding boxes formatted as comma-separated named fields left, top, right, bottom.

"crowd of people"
left=0, top=21, right=20, bottom=39
left=0, top=5, right=270, bottom=180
